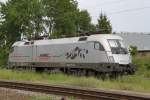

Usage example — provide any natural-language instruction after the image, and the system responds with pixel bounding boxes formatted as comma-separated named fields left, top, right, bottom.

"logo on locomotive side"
left=65, top=47, right=88, bottom=60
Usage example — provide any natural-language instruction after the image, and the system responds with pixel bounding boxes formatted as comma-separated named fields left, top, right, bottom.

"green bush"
left=0, top=47, right=9, bottom=68
left=129, top=45, right=138, bottom=56
left=133, top=56, right=150, bottom=78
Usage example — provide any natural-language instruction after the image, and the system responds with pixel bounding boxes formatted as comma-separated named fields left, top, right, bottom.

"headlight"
left=109, top=56, right=115, bottom=63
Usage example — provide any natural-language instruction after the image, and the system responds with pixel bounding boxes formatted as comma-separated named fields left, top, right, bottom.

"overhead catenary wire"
left=98, top=0, right=123, bottom=6
left=84, top=0, right=150, bottom=15
left=93, top=0, right=134, bottom=7
left=91, top=6, right=150, bottom=18
left=110, top=6, right=150, bottom=15
left=90, top=5, right=150, bottom=25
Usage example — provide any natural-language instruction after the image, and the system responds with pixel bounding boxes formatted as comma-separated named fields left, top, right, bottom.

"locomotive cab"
left=109, top=39, right=135, bottom=74
left=93, top=34, right=136, bottom=74
left=107, top=39, right=131, bottom=65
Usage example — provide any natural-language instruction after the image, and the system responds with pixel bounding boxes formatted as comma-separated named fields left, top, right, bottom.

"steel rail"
left=0, top=80, right=150, bottom=100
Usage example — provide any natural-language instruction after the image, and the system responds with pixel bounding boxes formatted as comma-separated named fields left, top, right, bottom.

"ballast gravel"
left=0, top=87, right=65, bottom=100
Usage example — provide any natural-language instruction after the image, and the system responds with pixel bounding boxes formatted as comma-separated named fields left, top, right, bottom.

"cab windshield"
left=108, top=39, right=128, bottom=54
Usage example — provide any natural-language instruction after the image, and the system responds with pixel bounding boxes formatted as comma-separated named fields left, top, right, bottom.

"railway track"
left=0, top=80, right=150, bottom=100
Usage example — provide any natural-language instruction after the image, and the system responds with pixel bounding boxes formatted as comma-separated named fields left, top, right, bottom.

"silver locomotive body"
left=8, top=34, right=135, bottom=74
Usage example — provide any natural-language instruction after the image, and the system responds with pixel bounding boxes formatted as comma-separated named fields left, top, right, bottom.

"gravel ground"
left=0, top=87, right=66, bottom=100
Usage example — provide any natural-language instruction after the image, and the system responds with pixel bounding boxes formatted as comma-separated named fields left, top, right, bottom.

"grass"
left=0, top=56, right=150, bottom=93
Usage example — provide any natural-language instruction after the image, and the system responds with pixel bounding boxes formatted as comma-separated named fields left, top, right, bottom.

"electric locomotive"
left=8, top=34, right=136, bottom=76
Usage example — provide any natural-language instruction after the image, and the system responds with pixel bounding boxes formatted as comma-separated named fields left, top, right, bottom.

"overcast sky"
left=77, top=0, right=150, bottom=33
left=1, top=0, right=150, bottom=33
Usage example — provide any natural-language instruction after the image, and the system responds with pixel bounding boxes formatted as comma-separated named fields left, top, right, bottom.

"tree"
left=0, top=0, right=45, bottom=42
left=77, top=10, right=92, bottom=32
left=97, top=13, right=112, bottom=34
left=129, top=45, right=138, bottom=56
left=0, top=32, right=6, bottom=48
left=0, top=0, right=93, bottom=40
left=89, top=24, right=96, bottom=32
left=43, top=0, right=79, bottom=37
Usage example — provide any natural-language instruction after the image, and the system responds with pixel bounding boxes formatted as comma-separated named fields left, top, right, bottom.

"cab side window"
left=94, top=42, right=100, bottom=50
left=94, top=42, right=104, bottom=51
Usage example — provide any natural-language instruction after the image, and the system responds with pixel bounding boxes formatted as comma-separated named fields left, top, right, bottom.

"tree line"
left=0, top=0, right=112, bottom=44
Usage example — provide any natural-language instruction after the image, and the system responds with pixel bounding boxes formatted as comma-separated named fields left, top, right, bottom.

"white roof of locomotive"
left=13, top=34, right=122, bottom=46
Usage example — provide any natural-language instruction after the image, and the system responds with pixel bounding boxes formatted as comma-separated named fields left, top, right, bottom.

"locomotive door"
left=31, top=44, right=34, bottom=62
left=32, top=44, right=38, bottom=62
